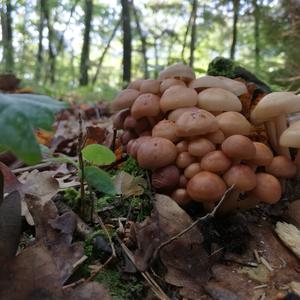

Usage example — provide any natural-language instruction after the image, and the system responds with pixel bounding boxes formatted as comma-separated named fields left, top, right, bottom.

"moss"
left=207, top=56, right=237, bottom=78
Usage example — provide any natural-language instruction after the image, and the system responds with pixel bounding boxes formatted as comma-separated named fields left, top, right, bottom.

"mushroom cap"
left=216, top=111, right=252, bottom=137
left=123, top=115, right=137, bottom=130
left=266, top=156, right=297, bottom=178
left=216, top=76, right=248, bottom=96
left=176, top=109, right=218, bottom=137
left=249, top=142, right=274, bottom=166
left=251, top=92, right=300, bottom=124
left=151, top=165, right=180, bottom=191
left=200, top=150, right=231, bottom=174
left=188, top=137, right=216, bottom=157
left=176, top=152, right=196, bottom=169
left=137, top=137, right=178, bottom=169
left=167, top=107, right=200, bottom=122
left=121, top=130, right=137, bottom=145
left=223, top=165, right=257, bottom=191
left=160, top=78, right=186, bottom=94
left=204, top=129, right=225, bottom=144
left=221, top=135, right=256, bottom=160
left=127, top=78, right=144, bottom=90
left=179, top=175, right=188, bottom=188
left=127, top=136, right=152, bottom=158
left=152, top=120, right=178, bottom=142
left=160, top=85, right=198, bottom=113
left=184, top=162, right=202, bottom=179
left=140, top=79, right=161, bottom=94
left=111, top=89, right=141, bottom=112
left=187, top=171, right=227, bottom=202
left=135, top=118, right=151, bottom=134
left=252, top=173, right=282, bottom=204
left=280, top=120, right=300, bottom=148
left=188, top=76, right=225, bottom=91
left=131, top=93, right=160, bottom=119
left=197, top=88, right=242, bottom=112
left=112, top=108, right=130, bottom=129
left=171, top=189, right=191, bottom=206
left=158, top=63, right=196, bottom=82
left=176, top=140, right=189, bottom=153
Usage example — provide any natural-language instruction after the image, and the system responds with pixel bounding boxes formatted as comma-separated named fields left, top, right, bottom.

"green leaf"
left=81, top=144, right=116, bottom=166
left=85, top=166, right=116, bottom=195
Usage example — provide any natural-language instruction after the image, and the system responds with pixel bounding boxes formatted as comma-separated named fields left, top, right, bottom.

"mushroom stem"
left=274, top=115, right=291, bottom=159
left=264, top=121, right=278, bottom=153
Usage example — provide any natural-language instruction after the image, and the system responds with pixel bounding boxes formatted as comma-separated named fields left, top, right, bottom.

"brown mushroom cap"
left=167, top=107, right=200, bottom=122
left=137, top=137, right=178, bottom=169
left=179, top=175, right=188, bottom=188
left=127, top=78, right=144, bottom=90
left=131, top=93, right=160, bottom=119
left=121, top=130, right=137, bottom=145
left=188, top=138, right=216, bottom=157
left=171, top=189, right=191, bottom=206
left=127, top=136, right=152, bottom=158
left=160, top=78, right=186, bottom=94
left=200, top=150, right=231, bottom=174
left=160, top=85, right=198, bottom=113
left=187, top=171, right=227, bottom=202
left=140, top=79, right=160, bottom=94
left=123, top=115, right=137, bottom=130
left=223, top=165, right=257, bottom=191
left=111, top=89, right=141, bottom=112
left=112, top=108, right=130, bottom=129
left=152, top=120, right=178, bottom=142
left=151, top=165, right=180, bottom=191
left=135, top=118, right=151, bottom=134
left=252, top=173, right=282, bottom=204
left=204, top=129, right=225, bottom=144
left=176, top=140, right=189, bottom=153
left=158, top=63, right=196, bottom=82
left=184, top=162, right=202, bottom=179
left=216, top=111, right=252, bottom=137
left=176, top=152, right=196, bottom=169
left=249, top=142, right=274, bottom=166
left=266, top=156, right=297, bottom=178
left=221, top=135, right=256, bottom=160
left=176, top=110, right=218, bottom=137
left=188, top=76, right=225, bottom=92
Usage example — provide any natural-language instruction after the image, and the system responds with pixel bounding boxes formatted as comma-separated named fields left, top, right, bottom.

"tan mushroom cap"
left=280, top=120, right=300, bottom=148
left=140, top=79, right=160, bottom=94
left=189, top=76, right=225, bottom=91
left=197, top=88, right=242, bottom=112
left=176, top=109, right=218, bottom=137
left=266, top=156, right=297, bottom=178
left=216, top=76, right=248, bottom=96
left=160, top=78, right=186, bottom=94
left=112, top=108, right=130, bottom=129
left=111, top=89, right=141, bottom=112
left=158, top=62, right=196, bottom=82
left=184, top=162, right=202, bottom=179
left=252, top=173, right=282, bottom=204
left=216, top=112, right=252, bottom=137
left=172, top=189, right=191, bottom=206
left=222, top=135, right=256, bottom=160
left=223, top=165, right=257, bottom=191
left=160, top=85, right=198, bottom=113
left=204, top=129, right=225, bottom=144
left=131, top=93, right=160, bottom=119
left=167, top=107, right=200, bottom=122
left=249, top=142, right=274, bottom=166
left=151, top=165, right=180, bottom=191
left=152, top=120, right=178, bottom=142
left=187, top=171, right=227, bottom=202
left=127, top=78, right=144, bottom=90
left=176, top=152, right=196, bottom=169
left=188, top=137, right=216, bottom=157
left=137, top=137, right=178, bottom=169
left=200, top=150, right=231, bottom=174
left=127, top=136, right=152, bottom=159
left=176, top=140, right=189, bottom=153
left=251, top=92, right=300, bottom=124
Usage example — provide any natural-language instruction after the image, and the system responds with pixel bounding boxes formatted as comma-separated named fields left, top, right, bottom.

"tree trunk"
left=181, top=11, right=193, bottom=63
left=121, top=0, right=132, bottom=85
left=189, top=0, right=198, bottom=67
left=230, top=0, right=240, bottom=60
left=132, top=3, right=149, bottom=78
left=1, top=0, right=14, bottom=73
left=253, top=0, right=260, bottom=73
left=79, top=0, right=93, bottom=86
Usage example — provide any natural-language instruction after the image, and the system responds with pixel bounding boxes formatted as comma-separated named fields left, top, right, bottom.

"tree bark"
left=132, top=3, right=149, bottom=78
left=189, top=0, right=198, bottom=67
left=230, top=0, right=240, bottom=60
left=121, top=0, right=132, bottom=85
left=181, top=11, right=193, bottom=63
left=253, top=0, right=260, bottom=73
left=1, top=0, right=14, bottom=73
left=79, top=0, right=93, bottom=86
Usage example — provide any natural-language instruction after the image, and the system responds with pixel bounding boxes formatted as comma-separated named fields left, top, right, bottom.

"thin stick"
left=86, top=255, right=114, bottom=281
left=12, top=161, right=52, bottom=174
left=63, top=278, right=85, bottom=289
left=78, top=113, right=85, bottom=215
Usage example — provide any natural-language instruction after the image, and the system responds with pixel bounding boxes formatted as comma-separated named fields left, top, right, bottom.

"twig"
left=260, top=257, right=274, bottom=272
left=111, top=128, right=117, bottom=152
left=63, top=278, right=85, bottom=289
left=86, top=256, right=114, bottom=281
left=73, top=255, right=88, bottom=269
left=12, top=161, right=52, bottom=174
left=77, top=112, right=85, bottom=215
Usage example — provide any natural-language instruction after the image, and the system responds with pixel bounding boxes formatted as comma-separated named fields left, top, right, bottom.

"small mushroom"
left=176, top=140, right=189, bottom=153
left=140, top=79, right=161, bottom=94
left=247, top=142, right=274, bottom=169
left=167, top=107, right=199, bottom=122
left=152, top=120, right=178, bottom=142
left=160, top=78, right=186, bottom=94
left=176, top=152, right=196, bottom=169
left=158, top=62, right=196, bottom=82
left=179, top=175, right=188, bottom=188
left=127, top=78, right=144, bottom=90
left=111, top=89, right=140, bottom=112
left=188, top=137, right=216, bottom=157
left=123, top=115, right=137, bottom=130
left=184, top=162, right=202, bottom=179
left=200, top=150, right=231, bottom=174
left=266, top=156, right=297, bottom=179
left=171, top=189, right=191, bottom=206
left=189, top=75, right=226, bottom=92
left=127, top=136, right=152, bottom=158
left=216, top=76, right=248, bottom=96
left=121, top=130, right=137, bottom=145
left=113, top=108, right=130, bottom=129
left=131, top=93, right=160, bottom=120
left=204, top=129, right=225, bottom=144
left=151, top=165, right=180, bottom=191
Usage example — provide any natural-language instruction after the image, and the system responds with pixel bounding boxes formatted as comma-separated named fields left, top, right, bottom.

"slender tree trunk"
left=1, top=0, right=14, bottom=73
left=121, top=0, right=132, bottom=85
left=181, top=11, right=193, bottom=63
left=154, top=38, right=159, bottom=78
left=230, top=0, right=240, bottom=60
left=189, top=0, right=198, bottom=67
left=253, top=0, right=260, bottom=72
left=132, top=3, right=149, bottom=78
left=92, top=19, right=121, bottom=85
left=35, top=0, right=45, bottom=81
left=79, top=0, right=93, bottom=86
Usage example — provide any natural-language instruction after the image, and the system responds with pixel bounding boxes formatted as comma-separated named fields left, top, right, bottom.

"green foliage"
left=82, top=144, right=116, bottom=166
left=207, top=57, right=236, bottom=78
left=0, top=94, right=66, bottom=164
left=121, top=156, right=146, bottom=177
left=62, top=188, right=80, bottom=209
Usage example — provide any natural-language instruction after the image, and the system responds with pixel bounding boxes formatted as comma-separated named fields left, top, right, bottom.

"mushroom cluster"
left=111, top=63, right=298, bottom=211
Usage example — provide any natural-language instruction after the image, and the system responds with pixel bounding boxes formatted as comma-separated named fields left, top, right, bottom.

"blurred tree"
left=252, top=0, right=261, bottom=73
left=189, top=0, right=198, bottom=67
left=230, top=0, right=240, bottom=59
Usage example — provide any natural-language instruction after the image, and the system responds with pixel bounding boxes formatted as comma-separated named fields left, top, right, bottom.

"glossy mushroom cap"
left=176, top=140, right=189, bottom=153
left=200, top=150, right=231, bottom=174
left=137, top=137, right=178, bottom=169
left=188, top=138, right=216, bottom=157
left=249, top=142, right=274, bottom=166
left=171, top=189, right=191, bottom=206
left=280, top=120, right=300, bottom=148
left=111, top=89, right=141, bottom=112
left=204, top=129, right=225, bottom=144
left=131, top=93, right=160, bottom=119
left=152, top=120, right=178, bottom=142
left=176, top=152, right=196, bottom=169
left=223, top=165, right=257, bottom=191
left=197, top=88, right=242, bottom=112
left=216, top=76, right=247, bottom=96
left=158, top=63, right=196, bottom=82
left=216, top=111, right=252, bottom=137
left=127, top=136, right=152, bottom=158
left=160, top=85, right=198, bottom=113
left=189, top=76, right=226, bottom=92
left=266, top=156, right=297, bottom=178
left=140, top=79, right=160, bottom=94
left=252, top=173, right=282, bottom=204
left=176, top=110, right=218, bottom=137
left=160, top=78, right=186, bottom=94
left=112, top=108, right=130, bottom=129
left=187, top=171, right=227, bottom=202
left=127, top=78, right=144, bottom=90
left=123, top=115, right=137, bottom=130
left=121, top=130, right=137, bottom=145
left=184, top=163, right=202, bottom=179
left=221, top=135, right=256, bottom=160
left=167, top=107, right=199, bottom=122
left=151, top=165, right=180, bottom=191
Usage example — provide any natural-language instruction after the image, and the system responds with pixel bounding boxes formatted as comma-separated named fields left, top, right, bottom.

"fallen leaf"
left=0, top=161, right=22, bottom=193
